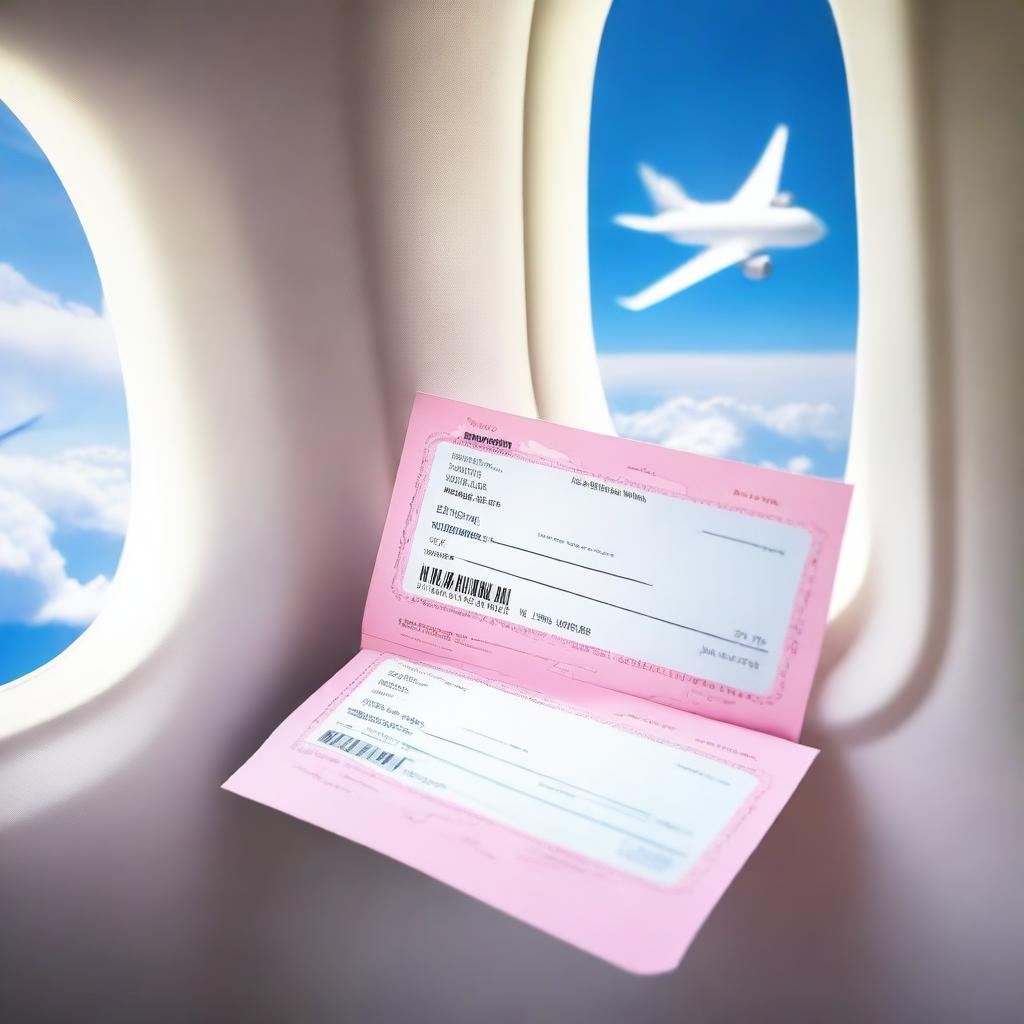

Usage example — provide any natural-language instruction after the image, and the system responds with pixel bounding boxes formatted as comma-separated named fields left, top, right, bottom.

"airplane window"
left=0, top=101, right=129, bottom=685
left=590, top=0, right=857, bottom=481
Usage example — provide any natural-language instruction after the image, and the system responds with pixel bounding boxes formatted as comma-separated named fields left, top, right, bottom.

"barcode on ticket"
left=315, top=730, right=408, bottom=772
left=418, top=563, right=511, bottom=608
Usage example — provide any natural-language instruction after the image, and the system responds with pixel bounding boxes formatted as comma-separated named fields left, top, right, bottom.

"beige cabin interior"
left=0, top=2, right=1021, bottom=1020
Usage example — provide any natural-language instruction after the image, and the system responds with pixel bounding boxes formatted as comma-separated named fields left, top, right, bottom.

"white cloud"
left=0, top=446, right=130, bottom=535
left=600, top=351, right=856, bottom=474
left=0, top=486, right=110, bottom=626
left=0, top=262, right=119, bottom=378
left=612, top=394, right=845, bottom=459
left=599, top=351, right=856, bottom=423
left=760, top=455, right=815, bottom=475
left=35, top=575, right=111, bottom=626
left=662, top=414, right=743, bottom=457
left=0, top=447, right=129, bottom=626
left=612, top=399, right=744, bottom=457
left=759, top=403, right=843, bottom=441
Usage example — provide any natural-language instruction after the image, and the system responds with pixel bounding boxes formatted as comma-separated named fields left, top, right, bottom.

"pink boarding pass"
left=225, top=392, right=851, bottom=973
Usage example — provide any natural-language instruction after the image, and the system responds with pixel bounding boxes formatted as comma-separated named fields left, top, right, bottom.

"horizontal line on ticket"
left=702, top=530, right=786, bottom=556
left=490, top=538, right=652, bottom=586
left=456, top=556, right=769, bottom=654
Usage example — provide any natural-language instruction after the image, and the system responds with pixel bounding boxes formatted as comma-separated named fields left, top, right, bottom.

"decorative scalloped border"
left=384, top=427, right=825, bottom=707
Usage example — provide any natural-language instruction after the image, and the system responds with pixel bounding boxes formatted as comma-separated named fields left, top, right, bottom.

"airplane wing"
left=0, top=413, right=42, bottom=446
left=731, top=124, right=788, bottom=206
left=616, top=242, right=751, bottom=311
left=613, top=211, right=686, bottom=233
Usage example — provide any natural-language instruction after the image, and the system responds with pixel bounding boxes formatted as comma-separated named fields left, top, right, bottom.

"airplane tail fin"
left=638, top=163, right=690, bottom=212
left=732, top=124, right=789, bottom=206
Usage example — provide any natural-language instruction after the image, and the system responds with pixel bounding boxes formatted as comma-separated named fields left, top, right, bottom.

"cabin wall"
left=0, top=1, right=1021, bottom=1021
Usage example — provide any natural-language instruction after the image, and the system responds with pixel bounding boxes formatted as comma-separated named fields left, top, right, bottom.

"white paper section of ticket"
left=401, top=441, right=811, bottom=696
left=307, top=658, right=758, bottom=885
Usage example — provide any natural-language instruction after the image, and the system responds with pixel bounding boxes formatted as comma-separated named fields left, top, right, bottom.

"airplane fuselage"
left=614, top=127, right=827, bottom=308
left=658, top=204, right=826, bottom=250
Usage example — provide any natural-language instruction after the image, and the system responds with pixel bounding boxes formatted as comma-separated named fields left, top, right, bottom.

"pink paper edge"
left=224, top=648, right=817, bottom=974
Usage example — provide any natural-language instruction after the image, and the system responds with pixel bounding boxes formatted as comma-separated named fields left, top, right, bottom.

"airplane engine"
left=771, top=190, right=794, bottom=207
left=742, top=254, right=773, bottom=279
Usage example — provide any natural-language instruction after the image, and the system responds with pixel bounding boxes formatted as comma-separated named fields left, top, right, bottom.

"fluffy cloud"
left=599, top=351, right=856, bottom=415
left=600, top=350, right=855, bottom=476
left=760, top=455, right=815, bottom=475
left=613, top=400, right=744, bottom=457
left=36, top=575, right=111, bottom=626
left=0, top=447, right=130, bottom=535
left=0, top=262, right=119, bottom=378
left=758, top=403, right=844, bottom=441
left=612, top=393, right=845, bottom=459
left=0, top=447, right=129, bottom=626
left=0, top=486, right=110, bottom=625
left=661, top=414, right=743, bottom=457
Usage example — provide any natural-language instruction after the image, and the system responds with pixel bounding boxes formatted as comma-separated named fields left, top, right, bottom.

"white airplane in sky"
left=614, top=125, right=826, bottom=311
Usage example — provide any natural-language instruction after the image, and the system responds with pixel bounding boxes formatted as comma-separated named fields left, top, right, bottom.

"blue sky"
left=0, top=111, right=104, bottom=310
left=0, top=101, right=129, bottom=685
left=589, top=0, right=857, bottom=479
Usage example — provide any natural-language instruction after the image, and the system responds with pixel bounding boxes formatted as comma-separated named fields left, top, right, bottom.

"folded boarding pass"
left=224, top=392, right=851, bottom=973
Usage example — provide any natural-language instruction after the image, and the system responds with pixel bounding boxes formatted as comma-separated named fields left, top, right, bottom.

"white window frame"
left=523, top=0, right=944, bottom=737
left=0, top=51, right=201, bottom=742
